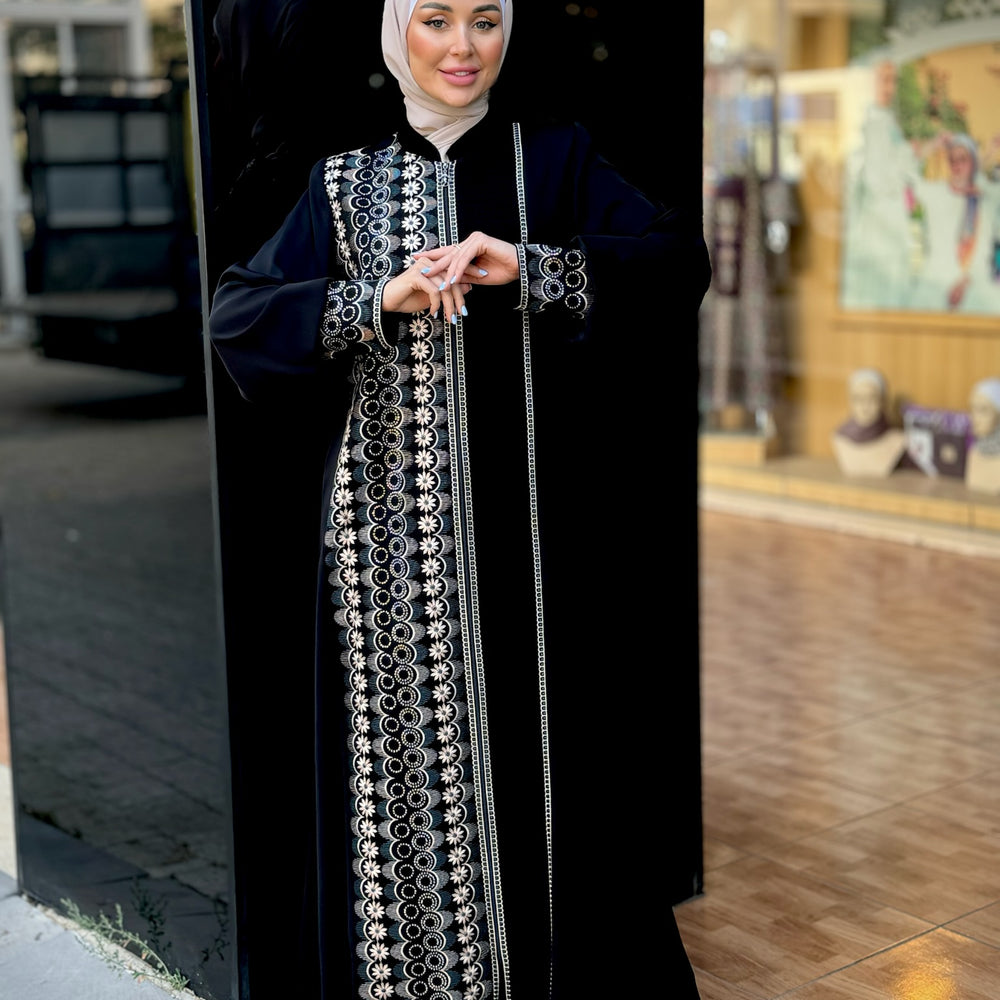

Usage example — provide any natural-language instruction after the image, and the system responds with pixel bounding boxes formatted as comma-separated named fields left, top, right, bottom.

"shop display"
left=966, top=376, right=1000, bottom=493
left=700, top=57, right=791, bottom=436
left=701, top=4, right=1000, bottom=524
left=832, top=368, right=906, bottom=477
left=901, top=404, right=970, bottom=478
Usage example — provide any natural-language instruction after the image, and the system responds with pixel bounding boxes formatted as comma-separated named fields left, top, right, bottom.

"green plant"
left=60, top=898, right=190, bottom=992
left=131, top=877, right=169, bottom=957
left=199, top=897, right=229, bottom=966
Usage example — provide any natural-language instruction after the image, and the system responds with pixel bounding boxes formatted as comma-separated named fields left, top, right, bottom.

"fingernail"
left=460, top=305, right=468, bottom=317
left=478, top=269, right=488, bottom=276
left=421, top=267, right=431, bottom=274
left=450, top=313, right=457, bottom=325
left=438, top=282, right=447, bottom=291
left=450, top=276, right=457, bottom=285
left=432, top=309, right=438, bottom=319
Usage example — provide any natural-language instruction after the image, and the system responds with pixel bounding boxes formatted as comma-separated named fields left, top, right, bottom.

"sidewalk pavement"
left=0, top=869, right=203, bottom=1000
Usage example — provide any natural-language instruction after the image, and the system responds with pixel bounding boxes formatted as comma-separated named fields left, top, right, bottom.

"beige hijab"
left=382, top=0, right=512, bottom=160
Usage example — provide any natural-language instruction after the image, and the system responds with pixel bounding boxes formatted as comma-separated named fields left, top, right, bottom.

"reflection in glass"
left=45, top=165, right=125, bottom=227
left=40, top=111, right=119, bottom=160
left=1, top=4, right=231, bottom=996
left=9, top=26, right=58, bottom=78
left=127, top=164, right=173, bottom=225
left=123, top=111, right=169, bottom=158
left=73, top=25, right=127, bottom=77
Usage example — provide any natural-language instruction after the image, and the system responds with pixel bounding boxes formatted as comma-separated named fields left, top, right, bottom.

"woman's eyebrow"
left=415, top=2, right=502, bottom=11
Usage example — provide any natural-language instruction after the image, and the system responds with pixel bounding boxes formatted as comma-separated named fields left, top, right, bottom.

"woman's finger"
left=450, top=284, right=464, bottom=323
left=451, top=282, right=476, bottom=323
left=412, top=263, right=449, bottom=318
left=447, top=232, right=493, bottom=282
left=409, top=247, right=488, bottom=308
left=410, top=247, right=453, bottom=276
left=461, top=263, right=489, bottom=282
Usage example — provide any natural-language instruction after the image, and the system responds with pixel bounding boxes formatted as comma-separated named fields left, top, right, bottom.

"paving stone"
left=0, top=892, right=200, bottom=999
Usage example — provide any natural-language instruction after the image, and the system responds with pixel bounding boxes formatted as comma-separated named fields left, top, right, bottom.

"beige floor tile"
left=701, top=677, right=848, bottom=765
left=904, top=769, right=1000, bottom=836
left=875, top=680, right=1000, bottom=755
left=704, top=837, right=748, bottom=872
left=752, top=659, right=954, bottom=716
left=741, top=716, right=1000, bottom=803
left=946, top=902, right=1000, bottom=949
left=692, top=969, right=768, bottom=1000
left=762, top=805, right=1000, bottom=925
left=782, top=928, right=1000, bottom=999
left=703, top=757, right=892, bottom=853
left=674, top=856, right=930, bottom=997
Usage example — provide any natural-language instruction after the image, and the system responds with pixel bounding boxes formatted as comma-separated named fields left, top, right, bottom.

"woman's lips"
left=439, top=67, right=479, bottom=86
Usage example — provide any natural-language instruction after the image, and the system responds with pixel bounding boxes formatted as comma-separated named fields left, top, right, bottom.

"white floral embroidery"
left=324, top=140, right=493, bottom=1000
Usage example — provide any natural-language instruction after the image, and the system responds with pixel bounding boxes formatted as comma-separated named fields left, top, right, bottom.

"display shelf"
left=699, top=450, right=1000, bottom=558
left=698, top=430, right=781, bottom=467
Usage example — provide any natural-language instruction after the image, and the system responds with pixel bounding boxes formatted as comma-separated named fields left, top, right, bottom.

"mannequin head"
left=836, top=368, right=892, bottom=445
left=847, top=368, right=887, bottom=429
left=970, top=377, right=1000, bottom=441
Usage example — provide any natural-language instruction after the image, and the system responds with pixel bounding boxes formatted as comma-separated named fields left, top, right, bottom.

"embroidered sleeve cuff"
left=518, top=244, right=592, bottom=318
left=320, top=279, right=392, bottom=358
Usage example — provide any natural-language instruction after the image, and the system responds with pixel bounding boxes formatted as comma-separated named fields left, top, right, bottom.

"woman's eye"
left=473, top=19, right=498, bottom=30
left=424, top=17, right=447, bottom=29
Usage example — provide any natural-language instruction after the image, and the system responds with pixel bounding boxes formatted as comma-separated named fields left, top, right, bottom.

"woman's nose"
left=449, top=28, right=473, bottom=55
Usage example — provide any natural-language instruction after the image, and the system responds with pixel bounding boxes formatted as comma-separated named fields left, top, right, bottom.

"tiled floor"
left=677, top=508, right=1000, bottom=999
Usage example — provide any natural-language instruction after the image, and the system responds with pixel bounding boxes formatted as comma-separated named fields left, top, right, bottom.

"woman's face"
left=406, top=1, right=504, bottom=108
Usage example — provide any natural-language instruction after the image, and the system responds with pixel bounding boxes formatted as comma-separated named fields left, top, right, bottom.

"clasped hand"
left=381, top=231, right=519, bottom=323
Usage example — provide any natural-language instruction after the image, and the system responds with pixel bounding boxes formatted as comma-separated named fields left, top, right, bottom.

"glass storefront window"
left=693, top=6, right=1000, bottom=995
left=701, top=1, right=1000, bottom=528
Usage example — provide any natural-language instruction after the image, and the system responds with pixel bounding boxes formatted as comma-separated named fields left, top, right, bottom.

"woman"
left=209, top=2, right=709, bottom=997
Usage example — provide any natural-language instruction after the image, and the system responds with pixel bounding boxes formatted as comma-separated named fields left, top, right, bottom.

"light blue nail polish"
left=449, top=276, right=456, bottom=285
left=432, top=310, right=438, bottom=319
left=438, top=282, right=447, bottom=291
left=421, top=267, right=431, bottom=274
left=461, top=305, right=468, bottom=317
left=450, top=313, right=457, bottom=325
left=478, top=269, right=488, bottom=276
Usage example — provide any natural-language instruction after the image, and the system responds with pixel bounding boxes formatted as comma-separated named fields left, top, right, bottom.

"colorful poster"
left=841, top=40, right=1000, bottom=314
